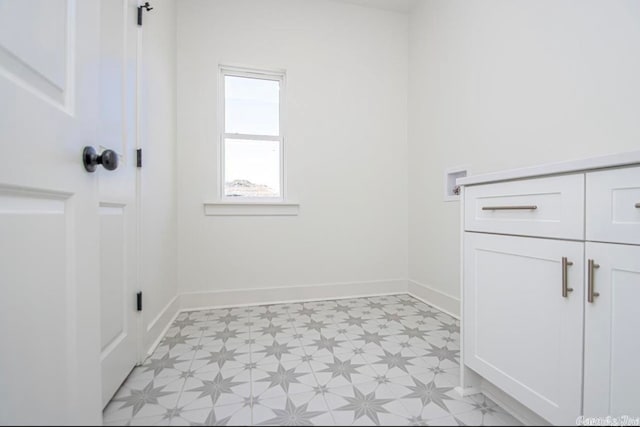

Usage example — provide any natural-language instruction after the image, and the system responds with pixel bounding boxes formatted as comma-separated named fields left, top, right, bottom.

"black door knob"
left=83, top=146, right=119, bottom=173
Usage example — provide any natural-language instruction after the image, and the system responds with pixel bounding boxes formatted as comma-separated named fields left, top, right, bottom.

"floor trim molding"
left=179, top=279, right=408, bottom=312
left=142, top=279, right=464, bottom=361
left=144, top=295, right=181, bottom=358
left=408, top=279, right=460, bottom=319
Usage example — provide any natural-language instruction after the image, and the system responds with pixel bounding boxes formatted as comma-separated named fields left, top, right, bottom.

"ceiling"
left=328, top=0, right=417, bottom=13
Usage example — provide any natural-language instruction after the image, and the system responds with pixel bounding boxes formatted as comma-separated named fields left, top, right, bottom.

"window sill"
left=203, top=202, right=300, bottom=216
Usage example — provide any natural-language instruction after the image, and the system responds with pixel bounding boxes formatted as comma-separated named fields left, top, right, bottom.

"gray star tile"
left=312, top=335, right=339, bottom=354
left=373, top=349, right=416, bottom=375
left=160, top=331, right=191, bottom=350
left=187, top=372, right=243, bottom=405
left=258, top=323, right=286, bottom=338
left=403, top=377, right=454, bottom=411
left=260, top=340, right=296, bottom=362
left=318, top=356, right=364, bottom=383
left=257, top=364, right=305, bottom=393
left=142, top=353, right=182, bottom=377
left=302, top=319, right=329, bottom=333
left=257, top=310, right=282, bottom=322
left=198, top=346, right=239, bottom=369
left=424, top=343, right=460, bottom=365
left=256, top=397, right=326, bottom=426
left=436, top=322, right=460, bottom=335
left=111, top=381, right=174, bottom=417
left=343, top=315, right=367, bottom=328
left=334, top=386, right=393, bottom=425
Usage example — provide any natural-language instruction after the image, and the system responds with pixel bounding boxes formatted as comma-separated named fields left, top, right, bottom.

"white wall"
left=408, top=0, right=640, bottom=312
left=139, top=0, right=178, bottom=352
left=176, top=0, right=409, bottom=300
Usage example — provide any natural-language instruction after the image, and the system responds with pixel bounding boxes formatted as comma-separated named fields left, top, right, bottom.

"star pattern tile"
left=188, top=372, right=243, bottom=405
left=319, top=356, right=365, bottom=383
left=256, top=397, right=325, bottom=426
left=112, top=381, right=174, bottom=417
left=104, top=294, right=521, bottom=426
left=258, top=364, right=306, bottom=393
left=336, top=387, right=393, bottom=424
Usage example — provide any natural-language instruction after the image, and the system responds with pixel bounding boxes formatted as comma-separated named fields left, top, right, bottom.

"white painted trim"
left=458, top=150, right=640, bottom=186
left=142, top=282, right=407, bottom=358
left=134, top=0, right=145, bottom=365
left=204, top=202, right=300, bottom=216
left=143, top=295, right=180, bottom=358
left=454, top=385, right=482, bottom=398
left=223, top=133, right=280, bottom=142
left=142, top=279, right=471, bottom=365
left=407, top=280, right=460, bottom=319
left=180, top=279, right=408, bottom=312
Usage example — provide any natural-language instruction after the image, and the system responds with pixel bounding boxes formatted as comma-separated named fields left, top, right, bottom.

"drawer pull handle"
left=482, top=205, right=538, bottom=211
left=562, top=257, right=574, bottom=298
left=588, top=260, right=601, bottom=303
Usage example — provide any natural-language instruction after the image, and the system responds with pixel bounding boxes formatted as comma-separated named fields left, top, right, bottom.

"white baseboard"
left=143, top=295, right=180, bottom=358
left=179, top=279, right=408, bottom=312
left=142, top=279, right=463, bottom=361
left=407, top=279, right=460, bottom=319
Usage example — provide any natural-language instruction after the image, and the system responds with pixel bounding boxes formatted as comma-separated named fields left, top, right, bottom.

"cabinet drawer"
left=464, top=174, right=585, bottom=240
left=586, top=166, right=640, bottom=245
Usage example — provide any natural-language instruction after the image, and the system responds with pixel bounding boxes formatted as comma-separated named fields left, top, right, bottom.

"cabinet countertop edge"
left=458, top=150, right=640, bottom=187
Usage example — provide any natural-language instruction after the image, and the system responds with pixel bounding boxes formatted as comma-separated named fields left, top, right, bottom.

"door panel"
left=0, top=0, right=71, bottom=107
left=0, top=189, right=70, bottom=423
left=0, top=0, right=103, bottom=424
left=584, top=243, right=640, bottom=417
left=98, top=0, right=139, bottom=407
left=463, top=232, right=584, bottom=425
left=100, top=204, right=127, bottom=352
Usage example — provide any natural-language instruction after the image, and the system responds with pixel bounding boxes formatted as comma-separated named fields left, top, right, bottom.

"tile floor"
left=103, top=294, right=521, bottom=426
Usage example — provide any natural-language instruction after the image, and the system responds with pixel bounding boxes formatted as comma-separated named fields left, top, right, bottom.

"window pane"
left=224, top=139, right=281, bottom=198
left=225, top=75, right=280, bottom=136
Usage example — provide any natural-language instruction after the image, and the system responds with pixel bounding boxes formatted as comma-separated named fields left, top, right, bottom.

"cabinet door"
left=584, top=243, right=640, bottom=417
left=463, top=233, right=584, bottom=425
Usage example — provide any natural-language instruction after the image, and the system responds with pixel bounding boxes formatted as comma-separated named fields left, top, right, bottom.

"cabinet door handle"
left=635, top=203, right=640, bottom=209
left=588, top=259, right=601, bottom=303
left=482, top=205, right=538, bottom=211
left=562, top=257, right=574, bottom=298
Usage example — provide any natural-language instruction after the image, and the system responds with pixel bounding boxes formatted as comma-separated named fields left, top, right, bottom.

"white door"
left=97, top=0, right=140, bottom=407
left=0, top=0, right=103, bottom=424
left=463, top=232, right=584, bottom=425
left=584, top=242, right=640, bottom=417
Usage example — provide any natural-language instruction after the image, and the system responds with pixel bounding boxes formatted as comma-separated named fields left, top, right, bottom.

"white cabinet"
left=463, top=233, right=584, bottom=425
left=461, top=159, right=640, bottom=425
left=586, top=166, right=640, bottom=245
left=584, top=243, right=640, bottom=417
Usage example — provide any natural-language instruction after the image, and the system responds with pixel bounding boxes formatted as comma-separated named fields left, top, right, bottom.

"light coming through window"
left=221, top=67, right=284, bottom=200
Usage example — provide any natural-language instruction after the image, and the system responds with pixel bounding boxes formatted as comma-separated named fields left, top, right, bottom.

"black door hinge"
left=137, top=2, right=153, bottom=26
left=136, top=292, right=143, bottom=312
left=136, top=148, right=142, bottom=168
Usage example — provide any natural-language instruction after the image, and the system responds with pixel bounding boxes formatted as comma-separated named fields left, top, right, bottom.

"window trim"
left=219, top=65, right=286, bottom=203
